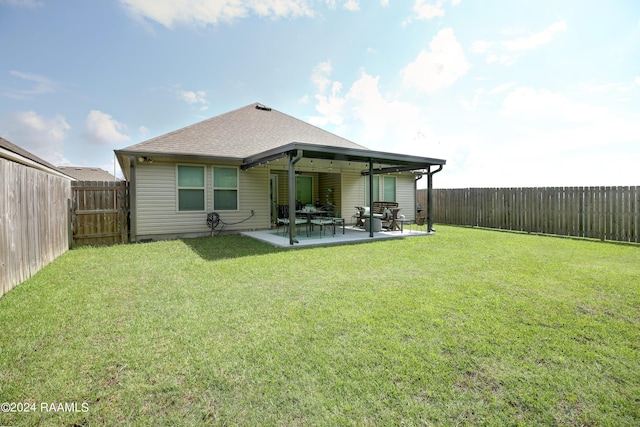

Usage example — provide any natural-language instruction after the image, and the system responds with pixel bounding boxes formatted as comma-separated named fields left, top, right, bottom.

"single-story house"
left=57, top=166, right=121, bottom=182
left=115, top=103, right=445, bottom=245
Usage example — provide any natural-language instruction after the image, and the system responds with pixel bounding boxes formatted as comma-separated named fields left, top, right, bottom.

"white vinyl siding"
left=395, top=174, right=416, bottom=221
left=341, top=171, right=365, bottom=222
left=132, top=161, right=416, bottom=240
left=134, top=161, right=269, bottom=239
left=341, top=172, right=415, bottom=222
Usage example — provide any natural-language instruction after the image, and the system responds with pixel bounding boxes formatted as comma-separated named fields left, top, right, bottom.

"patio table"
left=388, top=208, right=402, bottom=231
left=398, top=218, right=411, bottom=233
left=296, top=209, right=330, bottom=236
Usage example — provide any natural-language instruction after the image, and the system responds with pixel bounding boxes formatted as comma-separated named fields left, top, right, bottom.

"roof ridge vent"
left=255, top=103, right=272, bottom=111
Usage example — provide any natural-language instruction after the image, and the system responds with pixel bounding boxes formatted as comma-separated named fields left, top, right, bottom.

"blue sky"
left=1, top=0, right=638, bottom=188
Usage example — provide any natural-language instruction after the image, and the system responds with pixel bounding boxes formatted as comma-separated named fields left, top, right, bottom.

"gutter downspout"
left=288, top=150, right=303, bottom=245
left=426, top=165, right=443, bottom=233
left=415, top=172, right=423, bottom=221
left=128, top=155, right=137, bottom=242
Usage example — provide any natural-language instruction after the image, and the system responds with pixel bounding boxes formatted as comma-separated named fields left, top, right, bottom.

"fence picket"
left=426, top=186, right=639, bottom=243
left=71, top=181, right=129, bottom=246
left=1, top=158, right=71, bottom=298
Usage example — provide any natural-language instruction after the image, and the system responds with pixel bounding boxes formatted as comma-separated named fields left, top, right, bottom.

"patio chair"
left=332, top=217, right=345, bottom=234
left=310, top=217, right=335, bottom=238
left=277, top=205, right=307, bottom=236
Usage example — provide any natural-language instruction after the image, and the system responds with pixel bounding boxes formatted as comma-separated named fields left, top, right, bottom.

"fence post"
left=426, top=186, right=639, bottom=243
left=68, top=198, right=73, bottom=249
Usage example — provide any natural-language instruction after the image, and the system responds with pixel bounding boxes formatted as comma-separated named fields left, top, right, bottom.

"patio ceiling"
left=241, top=142, right=446, bottom=175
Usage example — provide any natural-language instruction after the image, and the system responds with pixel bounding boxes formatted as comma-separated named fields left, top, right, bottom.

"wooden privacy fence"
left=420, top=187, right=639, bottom=243
left=1, top=158, right=71, bottom=297
left=70, top=181, right=129, bottom=247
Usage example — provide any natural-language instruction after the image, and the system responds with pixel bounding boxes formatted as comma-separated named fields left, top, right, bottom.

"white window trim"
left=176, top=164, right=207, bottom=213
left=212, top=165, right=240, bottom=211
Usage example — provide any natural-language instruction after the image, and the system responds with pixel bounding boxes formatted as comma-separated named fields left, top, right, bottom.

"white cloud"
left=138, top=125, right=150, bottom=138
left=309, top=62, right=345, bottom=126
left=120, top=0, right=315, bottom=27
left=580, top=79, right=636, bottom=94
left=322, top=0, right=337, bottom=8
left=177, top=89, right=209, bottom=110
left=407, top=0, right=458, bottom=22
left=340, top=73, right=435, bottom=154
left=413, top=0, right=445, bottom=20
left=502, top=20, right=567, bottom=51
left=489, top=82, right=517, bottom=94
left=473, top=21, right=567, bottom=65
left=0, top=111, right=71, bottom=164
left=635, top=76, right=640, bottom=86
left=0, top=0, right=42, bottom=7
left=311, top=61, right=333, bottom=93
left=343, top=0, right=359, bottom=12
left=501, top=87, right=609, bottom=123
left=470, top=40, right=490, bottom=54
left=460, top=82, right=516, bottom=111
left=496, top=86, right=640, bottom=165
left=308, top=64, right=442, bottom=157
left=401, top=27, right=469, bottom=94
left=85, top=110, right=130, bottom=145
left=448, top=84, right=640, bottom=188
left=2, top=71, right=59, bottom=100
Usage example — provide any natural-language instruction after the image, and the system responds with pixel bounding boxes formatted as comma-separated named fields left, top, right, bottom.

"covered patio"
left=241, top=142, right=446, bottom=245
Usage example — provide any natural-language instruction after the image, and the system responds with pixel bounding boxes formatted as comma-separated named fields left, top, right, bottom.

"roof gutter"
left=1, top=146, right=74, bottom=180
left=115, top=150, right=242, bottom=164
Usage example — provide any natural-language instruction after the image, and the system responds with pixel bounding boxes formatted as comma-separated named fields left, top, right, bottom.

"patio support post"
left=368, top=159, right=374, bottom=238
left=426, top=164, right=443, bottom=233
left=288, top=150, right=303, bottom=245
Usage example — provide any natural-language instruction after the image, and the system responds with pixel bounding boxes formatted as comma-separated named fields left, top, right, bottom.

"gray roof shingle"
left=118, top=103, right=369, bottom=159
left=57, top=166, right=120, bottom=181
left=0, top=136, right=60, bottom=171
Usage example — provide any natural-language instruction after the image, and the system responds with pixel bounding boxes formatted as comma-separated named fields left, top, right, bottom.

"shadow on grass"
left=180, top=232, right=382, bottom=261
left=181, top=234, right=286, bottom=261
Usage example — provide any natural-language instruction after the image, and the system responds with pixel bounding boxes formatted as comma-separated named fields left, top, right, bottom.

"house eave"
left=241, top=142, right=446, bottom=173
left=114, top=149, right=244, bottom=180
left=115, top=149, right=242, bottom=164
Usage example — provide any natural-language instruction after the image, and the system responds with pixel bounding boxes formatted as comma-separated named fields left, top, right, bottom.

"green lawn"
left=1, top=226, right=638, bottom=426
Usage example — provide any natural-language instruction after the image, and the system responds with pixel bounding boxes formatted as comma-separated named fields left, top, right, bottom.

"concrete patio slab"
left=241, top=225, right=432, bottom=248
